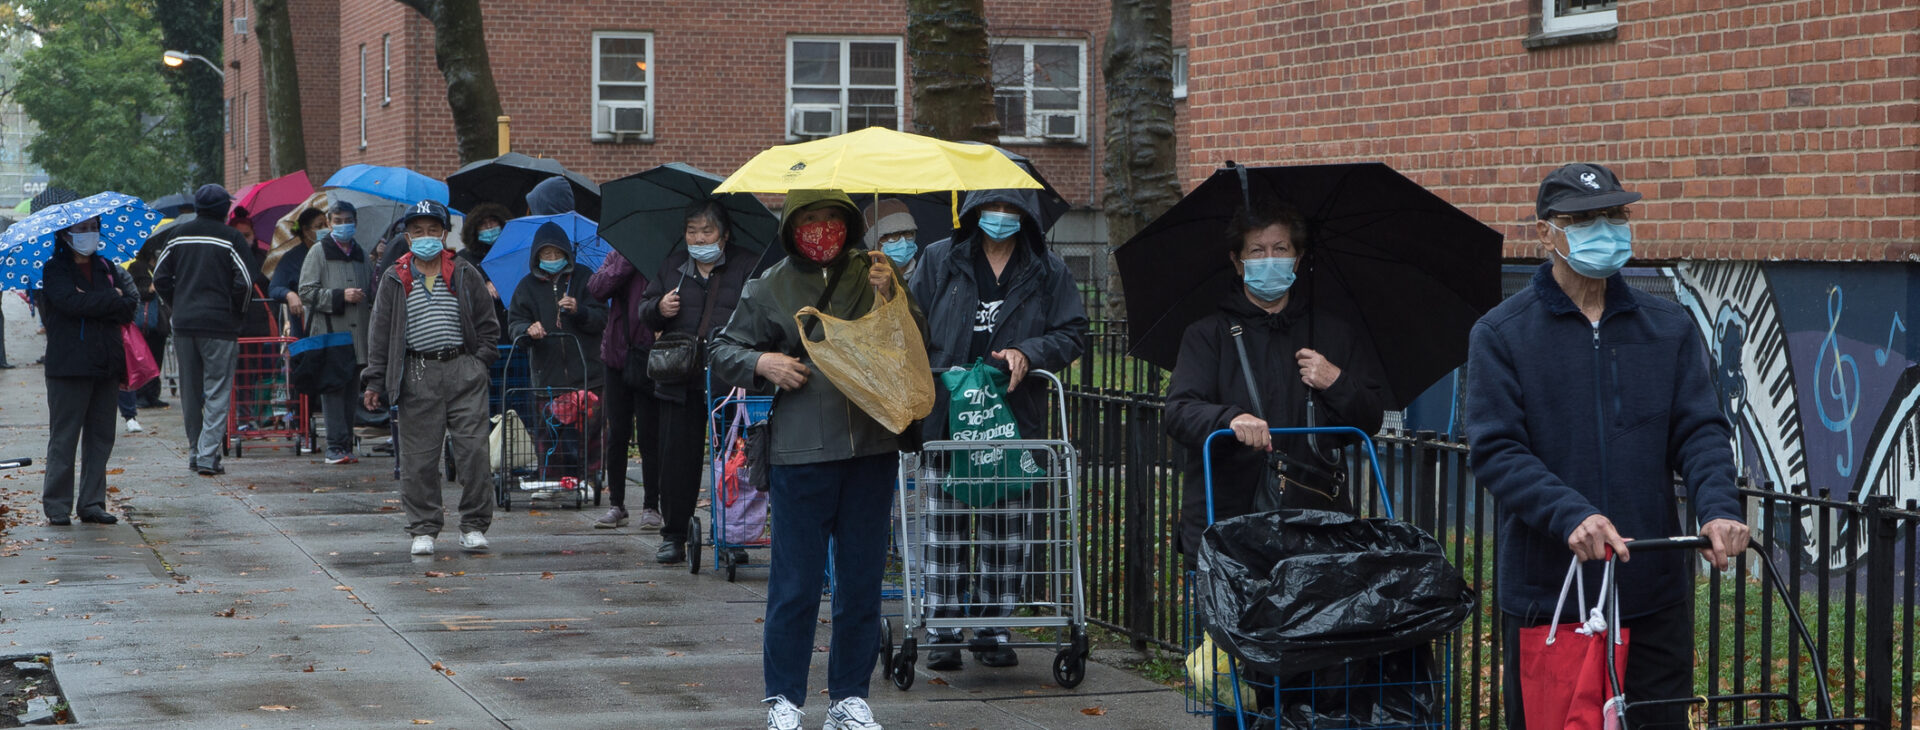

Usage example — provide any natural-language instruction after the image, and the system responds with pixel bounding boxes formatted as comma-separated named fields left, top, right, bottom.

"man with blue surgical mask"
left=864, top=198, right=922, bottom=282
left=1466, top=163, right=1748, bottom=730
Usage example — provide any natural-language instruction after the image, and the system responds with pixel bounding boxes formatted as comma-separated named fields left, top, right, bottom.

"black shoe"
left=926, top=649, right=962, bottom=670
left=138, top=398, right=169, bottom=409
left=196, top=463, right=224, bottom=476
left=79, top=510, right=118, bottom=525
left=47, top=515, right=70, bottom=526
left=976, top=646, right=1019, bottom=667
left=655, top=541, right=686, bottom=564
left=0, top=361, right=15, bottom=369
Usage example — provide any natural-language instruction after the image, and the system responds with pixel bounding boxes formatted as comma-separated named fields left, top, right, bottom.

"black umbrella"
left=447, top=152, right=602, bottom=221
left=599, top=163, right=781, bottom=278
left=30, top=187, right=80, bottom=214
left=147, top=192, right=192, bottom=217
left=1115, top=162, right=1503, bottom=409
left=888, top=145, right=1073, bottom=239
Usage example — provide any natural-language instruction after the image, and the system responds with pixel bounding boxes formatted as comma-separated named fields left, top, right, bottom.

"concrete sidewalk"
left=0, top=301, right=1190, bottom=729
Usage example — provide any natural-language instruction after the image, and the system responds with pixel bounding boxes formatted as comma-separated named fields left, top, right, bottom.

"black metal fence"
left=1058, top=317, right=1920, bottom=728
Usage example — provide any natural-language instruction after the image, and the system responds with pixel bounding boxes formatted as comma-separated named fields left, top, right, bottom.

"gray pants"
left=174, top=336, right=237, bottom=468
left=320, top=364, right=366, bottom=453
left=44, top=376, right=117, bottom=519
left=397, top=353, right=492, bottom=537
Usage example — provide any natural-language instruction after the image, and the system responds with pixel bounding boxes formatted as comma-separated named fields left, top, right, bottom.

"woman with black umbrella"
left=1163, top=198, right=1387, bottom=568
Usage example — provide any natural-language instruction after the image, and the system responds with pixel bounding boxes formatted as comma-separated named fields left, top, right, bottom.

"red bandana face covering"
left=794, top=219, right=847, bottom=264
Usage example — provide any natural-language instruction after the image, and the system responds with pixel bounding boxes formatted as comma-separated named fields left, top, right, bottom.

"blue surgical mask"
left=476, top=227, right=501, bottom=245
left=977, top=210, right=1022, bottom=241
left=538, top=257, right=568, bottom=274
left=331, top=223, right=356, bottom=242
left=687, top=242, right=722, bottom=264
left=1242, top=256, right=1297, bottom=302
left=1552, top=219, right=1632, bottom=279
left=68, top=230, right=101, bottom=256
left=881, top=237, right=917, bottom=265
left=409, top=236, right=444, bottom=259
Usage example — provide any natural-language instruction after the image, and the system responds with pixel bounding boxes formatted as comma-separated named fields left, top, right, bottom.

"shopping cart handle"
left=1624, top=536, right=1713, bottom=552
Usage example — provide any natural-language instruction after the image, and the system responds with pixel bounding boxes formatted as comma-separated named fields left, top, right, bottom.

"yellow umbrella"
left=714, top=127, right=1042, bottom=195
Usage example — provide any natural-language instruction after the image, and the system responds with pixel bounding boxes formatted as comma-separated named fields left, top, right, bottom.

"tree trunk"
left=252, top=0, right=306, bottom=178
left=398, top=0, right=503, bottom=164
left=907, top=0, right=998, bottom=143
left=157, top=0, right=223, bottom=188
left=1102, top=0, right=1179, bottom=318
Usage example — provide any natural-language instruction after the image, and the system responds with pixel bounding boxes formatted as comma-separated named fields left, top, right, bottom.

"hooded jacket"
left=362, top=250, right=501, bottom=406
left=458, top=203, right=516, bottom=346
left=41, top=241, right=138, bottom=380
left=709, top=190, right=927, bottom=465
left=526, top=177, right=574, bottom=216
left=910, top=188, right=1088, bottom=443
left=297, top=234, right=373, bottom=364
left=1164, top=286, right=1388, bottom=560
left=151, top=214, right=253, bottom=340
left=636, top=239, right=755, bottom=403
left=507, top=222, right=607, bottom=389
left=586, top=251, right=655, bottom=369
left=1466, top=263, right=1742, bottom=620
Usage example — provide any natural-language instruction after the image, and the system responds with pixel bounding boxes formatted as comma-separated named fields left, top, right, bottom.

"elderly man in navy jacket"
left=1466, top=163, right=1750, bottom=730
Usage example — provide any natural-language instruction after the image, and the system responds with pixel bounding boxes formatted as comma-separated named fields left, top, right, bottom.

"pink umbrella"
left=232, top=170, right=315, bottom=235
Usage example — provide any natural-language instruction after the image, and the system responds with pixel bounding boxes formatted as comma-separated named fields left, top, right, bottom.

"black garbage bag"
left=1196, top=508, right=1476, bottom=677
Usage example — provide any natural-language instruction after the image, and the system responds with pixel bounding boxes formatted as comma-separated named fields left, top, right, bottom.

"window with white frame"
left=787, top=37, right=901, bottom=139
left=381, top=34, right=391, bottom=105
left=1541, top=0, right=1617, bottom=34
left=593, top=32, right=653, bottom=139
left=1172, top=48, right=1189, bottom=100
left=357, top=44, right=367, bottom=148
left=991, top=39, right=1087, bottom=143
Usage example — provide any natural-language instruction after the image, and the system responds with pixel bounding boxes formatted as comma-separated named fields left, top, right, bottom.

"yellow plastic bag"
left=794, top=290, right=935, bottom=434
left=1186, top=634, right=1258, bottom=712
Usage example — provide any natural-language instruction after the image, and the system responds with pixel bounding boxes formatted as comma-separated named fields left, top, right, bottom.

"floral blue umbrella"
left=481, top=212, right=610, bottom=309
left=324, top=164, right=450, bottom=207
left=0, top=192, right=160, bottom=290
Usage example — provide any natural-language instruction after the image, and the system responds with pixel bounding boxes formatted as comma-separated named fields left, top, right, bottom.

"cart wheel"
left=687, top=516, right=703, bottom=575
left=890, top=637, right=917, bottom=690
left=726, top=561, right=738, bottom=582
left=1052, top=650, right=1086, bottom=689
left=877, top=618, right=894, bottom=671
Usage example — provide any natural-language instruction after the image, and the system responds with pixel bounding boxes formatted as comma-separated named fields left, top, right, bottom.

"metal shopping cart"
left=224, top=303, right=315, bottom=457
left=492, top=333, right=602, bottom=511
left=1186, top=426, right=1453, bottom=730
left=882, top=369, right=1088, bottom=691
left=689, top=372, right=773, bottom=581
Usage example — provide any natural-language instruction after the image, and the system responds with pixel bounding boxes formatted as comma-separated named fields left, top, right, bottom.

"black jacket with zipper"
left=151, top=216, right=252, bottom=340
left=636, top=245, right=754, bottom=403
left=506, top=232, right=607, bottom=390
left=42, top=244, right=139, bottom=380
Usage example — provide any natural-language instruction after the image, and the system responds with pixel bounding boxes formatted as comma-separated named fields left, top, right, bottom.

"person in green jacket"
left=709, top=189, right=923, bottom=730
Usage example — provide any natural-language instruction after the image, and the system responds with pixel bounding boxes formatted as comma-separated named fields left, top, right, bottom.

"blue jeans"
left=117, top=390, right=136, bottom=419
left=762, top=452, right=895, bottom=705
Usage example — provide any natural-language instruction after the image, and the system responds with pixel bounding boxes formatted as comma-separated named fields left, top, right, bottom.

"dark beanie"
left=193, top=183, right=232, bottom=215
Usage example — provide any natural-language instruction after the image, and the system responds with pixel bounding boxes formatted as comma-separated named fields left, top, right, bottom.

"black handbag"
left=1228, top=321, right=1351, bottom=513
left=647, top=274, right=718, bottom=385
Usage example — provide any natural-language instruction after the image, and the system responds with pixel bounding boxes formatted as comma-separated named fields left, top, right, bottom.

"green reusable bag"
left=939, top=360, right=1046, bottom=507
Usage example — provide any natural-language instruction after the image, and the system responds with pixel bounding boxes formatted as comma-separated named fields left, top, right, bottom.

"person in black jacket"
left=40, top=216, right=139, bottom=525
left=269, top=206, right=330, bottom=340
left=152, top=184, right=253, bottom=476
left=457, top=202, right=513, bottom=345
left=1163, top=198, right=1387, bottom=564
left=636, top=200, right=754, bottom=565
left=507, top=222, right=607, bottom=482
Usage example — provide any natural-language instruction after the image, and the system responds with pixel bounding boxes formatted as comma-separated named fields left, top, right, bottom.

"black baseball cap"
left=1535, top=163, right=1642, bottom=220
left=401, top=199, right=451, bottom=229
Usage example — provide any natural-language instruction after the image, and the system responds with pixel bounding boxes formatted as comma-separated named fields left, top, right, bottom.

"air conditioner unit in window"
left=790, top=105, right=841, bottom=137
left=233, top=16, right=249, bottom=35
left=1040, top=112, right=1081, bottom=140
left=598, top=101, right=649, bottom=138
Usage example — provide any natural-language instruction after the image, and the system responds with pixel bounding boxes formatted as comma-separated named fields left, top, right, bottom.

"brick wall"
left=1184, top=0, right=1920, bottom=261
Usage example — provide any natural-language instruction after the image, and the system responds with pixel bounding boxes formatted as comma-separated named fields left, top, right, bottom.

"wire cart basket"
left=224, top=329, right=315, bottom=458
left=492, top=334, right=602, bottom=511
left=690, top=374, right=774, bottom=581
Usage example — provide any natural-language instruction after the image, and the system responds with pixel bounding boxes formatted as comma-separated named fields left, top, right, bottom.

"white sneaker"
left=125, top=418, right=143, bottom=433
left=763, top=695, right=803, bottom=730
left=409, top=535, right=434, bottom=555
left=823, top=696, right=881, bottom=730
left=460, top=531, right=489, bottom=551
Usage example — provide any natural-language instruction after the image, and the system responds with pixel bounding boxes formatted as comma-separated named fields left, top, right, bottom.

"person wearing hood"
left=709, top=189, right=924, bottom=730
left=361, top=200, right=501, bottom=557
left=864, top=198, right=921, bottom=281
left=458, top=201, right=514, bottom=344
left=526, top=176, right=575, bottom=217
left=153, top=184, right=254, bottom=476
left=634, top=200, right=755, bottom=561
left=299, top=199, right=375, bottom=465
left=40, top=215, right=139, bottom=525
left=507, top=221, right=608, bottom=482
left=907, top=187, right=1090, bottom=671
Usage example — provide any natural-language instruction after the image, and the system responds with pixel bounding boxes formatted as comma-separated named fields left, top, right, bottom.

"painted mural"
left=1667, top=261, right=1918, bottom=568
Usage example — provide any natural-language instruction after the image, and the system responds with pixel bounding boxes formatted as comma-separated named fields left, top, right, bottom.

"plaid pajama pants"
left=922, top=472, right=1032, bottom=642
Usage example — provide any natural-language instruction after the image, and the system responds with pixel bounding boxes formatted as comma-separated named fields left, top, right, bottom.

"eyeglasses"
left=1552, top=207, right=1632, bottom=230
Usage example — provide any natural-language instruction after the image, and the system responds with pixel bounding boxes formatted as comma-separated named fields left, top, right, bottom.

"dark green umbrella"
left=598, top=163, right=780, bottom=278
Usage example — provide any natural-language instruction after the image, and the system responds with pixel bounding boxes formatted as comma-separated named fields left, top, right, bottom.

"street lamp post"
left=162, top=50, right=225, bottom=79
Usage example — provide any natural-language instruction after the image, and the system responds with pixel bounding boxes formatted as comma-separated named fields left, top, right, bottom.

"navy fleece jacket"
left=1466, top=263, right=1742, bottom=620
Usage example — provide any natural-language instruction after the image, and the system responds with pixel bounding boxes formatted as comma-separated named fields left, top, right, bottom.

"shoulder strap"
left=1228, top=321, right=1265, bottom=420
left=799, top=260, right=852, bottom=344
left=692, top=272, right=720, bottom=340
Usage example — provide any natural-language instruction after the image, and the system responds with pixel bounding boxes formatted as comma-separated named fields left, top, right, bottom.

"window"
left=1172, top=48, right=1189, bottom=100
left=1541, top=0, right=1617, bottom=35
left=786, top=37, right=901, bottom=139
left=381, top=34, right=391, bottom=105
left=358, top=44, right=367, bottom=149
left=592, top=32, right=654, bottom=140
left=990, top=39, right=1087, bottom=143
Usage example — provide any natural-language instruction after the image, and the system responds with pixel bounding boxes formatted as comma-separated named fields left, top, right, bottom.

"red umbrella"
left=232, top=170, right=315, bottom=234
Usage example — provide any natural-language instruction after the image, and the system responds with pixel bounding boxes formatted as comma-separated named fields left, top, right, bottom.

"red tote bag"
left=1518, top=556, right=1630, bottom=730
left=121, top=322, right=159, bottom=391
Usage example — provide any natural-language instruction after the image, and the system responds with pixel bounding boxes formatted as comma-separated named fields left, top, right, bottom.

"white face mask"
left=69, top=230, right=101, bottom=256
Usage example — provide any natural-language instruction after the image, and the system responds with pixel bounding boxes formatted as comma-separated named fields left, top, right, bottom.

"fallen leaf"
left=44, top=579, right=58, bottom=585
left=303, top=664, right=315, bottom=673
left=1081, top=706, right=1107, bottom=716
left=106, top=468, right=124, bottom=475
left=679, top=682, right=704, bottom=687
left=412, top=721, right=434, bottom=725
left=500, top=676, right=527, bottom=682
left=666, top=650, right=684, bottom=657
left=259, top=705, right=294, bottom=712
left=928, top=677, right=949, bottom=686
left=424, top=571, right=448, bottom=578
left=540, top=571, right=555, bottom=580
left=214, top=608, right=236, bottom=618
left=527, top=510, right=547, bottom=516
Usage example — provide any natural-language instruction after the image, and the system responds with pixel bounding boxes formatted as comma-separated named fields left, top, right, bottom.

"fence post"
left=1413, top=430, right=1438, bottom=535
left=1864, top=493, right=1895, bottom=726
left=1120, top=372, right=1157, bottom=651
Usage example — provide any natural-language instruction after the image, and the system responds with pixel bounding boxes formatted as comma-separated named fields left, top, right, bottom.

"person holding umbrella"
left=40, top=215, right=139, bottom=525
left=300, top=199, right=375, bottom=465
left=506, top=221, right=608, bottom=481
left=636, top=200, right=755, bottom=563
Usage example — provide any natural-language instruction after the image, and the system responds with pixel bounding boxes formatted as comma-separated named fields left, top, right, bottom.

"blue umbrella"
left=0, top=192, right=160, bottom=290
left=481, top=212, right=610, bottom=309
left=323, top=164, right=449, bottom=206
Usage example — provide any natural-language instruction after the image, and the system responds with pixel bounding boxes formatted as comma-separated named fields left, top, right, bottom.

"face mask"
left=794, top=219, right=847, bottom=264
left=686, top=242, right=723, bottom=264
left=538, top=257, right=568, bottom=274
left=1242, top=256, right=1297, bottom=302
left=476, top=227, right=501, bottom=245
left=1552, top=219, right=1632, bottom=279
left=69, top=230, right=101, bottom=256
left=409, top=236, right=444, bottom=259
left=977, top=210, right=1022, bottom=241
left=881, top=237, right=917, bottom=265
left=331, top=223, right=356, bottom=242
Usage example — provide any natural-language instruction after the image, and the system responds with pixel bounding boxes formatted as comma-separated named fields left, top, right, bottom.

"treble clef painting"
left=1813, top=286, right=1861, bottom=478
